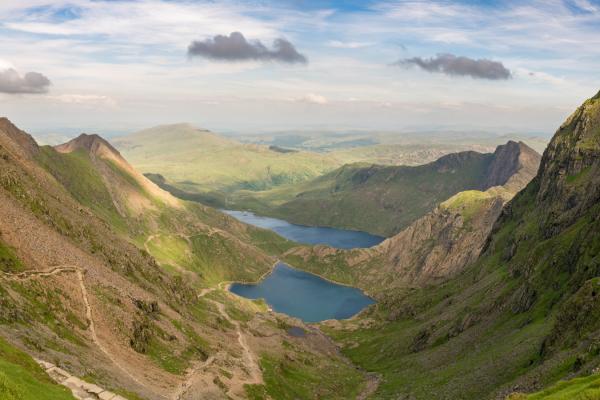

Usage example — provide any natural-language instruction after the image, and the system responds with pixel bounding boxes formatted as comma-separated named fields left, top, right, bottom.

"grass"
left=116, top=123, right=340, bottom=194
left=255, top=353, right=366, bottom=400
left=0, top=239, right=23, bottom=273
left=509, top=373, right=600, bottom=399
left=35, top=146, right=127, bottom=231
left=440, top=188, right=510, bottom=225
left=0, top=335, right=76, bottom=400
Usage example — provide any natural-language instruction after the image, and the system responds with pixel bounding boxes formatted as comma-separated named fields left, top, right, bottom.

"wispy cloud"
left=188, top=32, right=307, bottom=64
left=291, top=93, right=328, bottom=104
left=395, top=53, right=511, bottom=80
left=0, top=68, right=51, bottom=93
left=47, top=94, right=116, bottom=107
left=327, top=40, right=373, bottom=49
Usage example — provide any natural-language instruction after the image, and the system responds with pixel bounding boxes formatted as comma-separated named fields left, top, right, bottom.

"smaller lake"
left=222, top=210, right=384, bottom=249
left=229, top=263, right=375, bottom=323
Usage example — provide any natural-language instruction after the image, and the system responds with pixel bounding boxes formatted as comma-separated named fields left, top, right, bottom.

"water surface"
left=230, top=263, right=375, bottom=323
left=222, top=210, right=384, bottom=249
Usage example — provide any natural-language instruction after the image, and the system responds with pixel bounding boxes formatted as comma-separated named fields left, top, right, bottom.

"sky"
left=0, top=0, right=599, bottom=136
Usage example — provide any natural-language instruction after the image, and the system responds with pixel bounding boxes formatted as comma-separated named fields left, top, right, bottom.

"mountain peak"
left=0, top=117, right=39, bottom=156
left=484, top=140, right=541, bottom=190
left=55, top=133, right=121, bottom=157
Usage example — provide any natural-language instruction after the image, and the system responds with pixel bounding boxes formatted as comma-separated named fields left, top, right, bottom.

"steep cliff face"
left=485, top=140, right=541, bottom=191
left=536, top=92, right=600, bottom=236
left=326, top=90, right=600, bottom=400
left=374, top=189, right=507, bottom=286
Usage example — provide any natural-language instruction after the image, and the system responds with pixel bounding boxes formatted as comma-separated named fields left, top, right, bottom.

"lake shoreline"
left=222, top=209, right=385, bottom=249
left=228, top=262, right=375, bottom=323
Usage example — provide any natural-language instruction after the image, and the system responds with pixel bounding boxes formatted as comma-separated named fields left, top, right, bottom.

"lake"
left=229, top=263, right=375, bottom=323
left=222, top=210, right=384, bottom=249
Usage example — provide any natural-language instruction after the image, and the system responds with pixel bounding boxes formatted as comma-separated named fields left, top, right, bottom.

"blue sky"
left=0, top=0, right=599, bottom=135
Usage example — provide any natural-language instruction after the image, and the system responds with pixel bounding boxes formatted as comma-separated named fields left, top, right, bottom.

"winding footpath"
left=1, top=265, right=163, bottom=399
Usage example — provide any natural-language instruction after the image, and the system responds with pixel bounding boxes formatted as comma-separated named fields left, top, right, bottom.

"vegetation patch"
left=0, top=240, right=23, bottom=273
left=0, top=335, right=75, bottom=400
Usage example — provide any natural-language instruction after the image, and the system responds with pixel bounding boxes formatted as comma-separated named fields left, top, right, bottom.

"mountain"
left=317, top=91, right=600, bottom=399
left=113, top=123, right=341, bottom=196
left=282, top=143, right=539, bottom=292
left=246, top=140, right=540, bottom=237
left=0, top=119, right=368, bottom=399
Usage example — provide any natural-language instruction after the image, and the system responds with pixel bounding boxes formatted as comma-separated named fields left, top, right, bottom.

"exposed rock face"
left=536, top=92, right=600, bottom=236
left=484, top=140, right=541, bottom=191
left=374, top=192, right=506, bottom=286
left=371, top=141, right=540, bottom=286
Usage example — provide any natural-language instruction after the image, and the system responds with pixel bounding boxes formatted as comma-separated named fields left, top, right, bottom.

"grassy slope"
left=321, top=92, right=600, bottom=399
left=508, top=373, right=600, bottom=399
left=33, top=135, right=369, bottom=398
left=36, top=146, right=127, bottom=231
left=36, top=140, right=292, bottom=284
left=0, top=335, right=75, bottom=400
left=114, top=124, right=340, bottom=194
left=1, top=126, right=367, bottom=399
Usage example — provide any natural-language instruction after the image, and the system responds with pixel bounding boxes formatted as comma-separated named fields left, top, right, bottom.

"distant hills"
left=282, top=141, right=540, bottom=290
left=113, top=123, right=547, bottom=222
left=113, top=123, right=341, bottom=195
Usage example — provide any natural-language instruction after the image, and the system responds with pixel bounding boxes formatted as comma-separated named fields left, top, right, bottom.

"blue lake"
left=222, top=210, right=384, bottom=249
left=229, top=263, right=375, bottom=323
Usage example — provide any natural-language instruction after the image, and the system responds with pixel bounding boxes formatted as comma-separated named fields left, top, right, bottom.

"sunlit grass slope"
left=114, top=123, right=341, bottom=194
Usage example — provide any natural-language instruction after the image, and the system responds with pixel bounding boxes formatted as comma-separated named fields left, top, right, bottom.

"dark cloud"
left=396, top=53, right=511, bottom=80
left=0, top=68, right=51, bottom=94
left=188, top=32, right=307, bottom=64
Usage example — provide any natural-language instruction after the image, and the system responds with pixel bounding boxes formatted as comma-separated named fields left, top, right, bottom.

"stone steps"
left=36, top=358, right=128, bottom=400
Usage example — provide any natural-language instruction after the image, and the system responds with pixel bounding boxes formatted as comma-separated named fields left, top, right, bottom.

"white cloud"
left=47, top=94, right=117, bottom=107
left=286, top=93, right=328, bottom=105
left=327, top=40, right=373, bottom=49
left=296, top=93, right=328, bottom=105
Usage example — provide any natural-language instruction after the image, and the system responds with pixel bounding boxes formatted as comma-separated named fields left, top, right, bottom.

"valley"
left=1, top=89, right=596, bottom=400
left=2, top=2, right=597, bottom=399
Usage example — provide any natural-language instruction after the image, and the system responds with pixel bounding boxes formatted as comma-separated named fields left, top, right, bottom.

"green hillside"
left=0, top=336, right=75, bottom=400
left=320, top=91, right=600, bottom=399
left=230, top=141, right=539, bottom=237
left=508, top=372, right=600, bottom=399
left=114, top=123, right=341, bottom=195
left=0, top=120, right=366, bottom=399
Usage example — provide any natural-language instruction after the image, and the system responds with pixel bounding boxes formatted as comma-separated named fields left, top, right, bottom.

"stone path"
left=2, top=265, right=158, bottom=398
left=36, top=358, right=128, bottom=400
